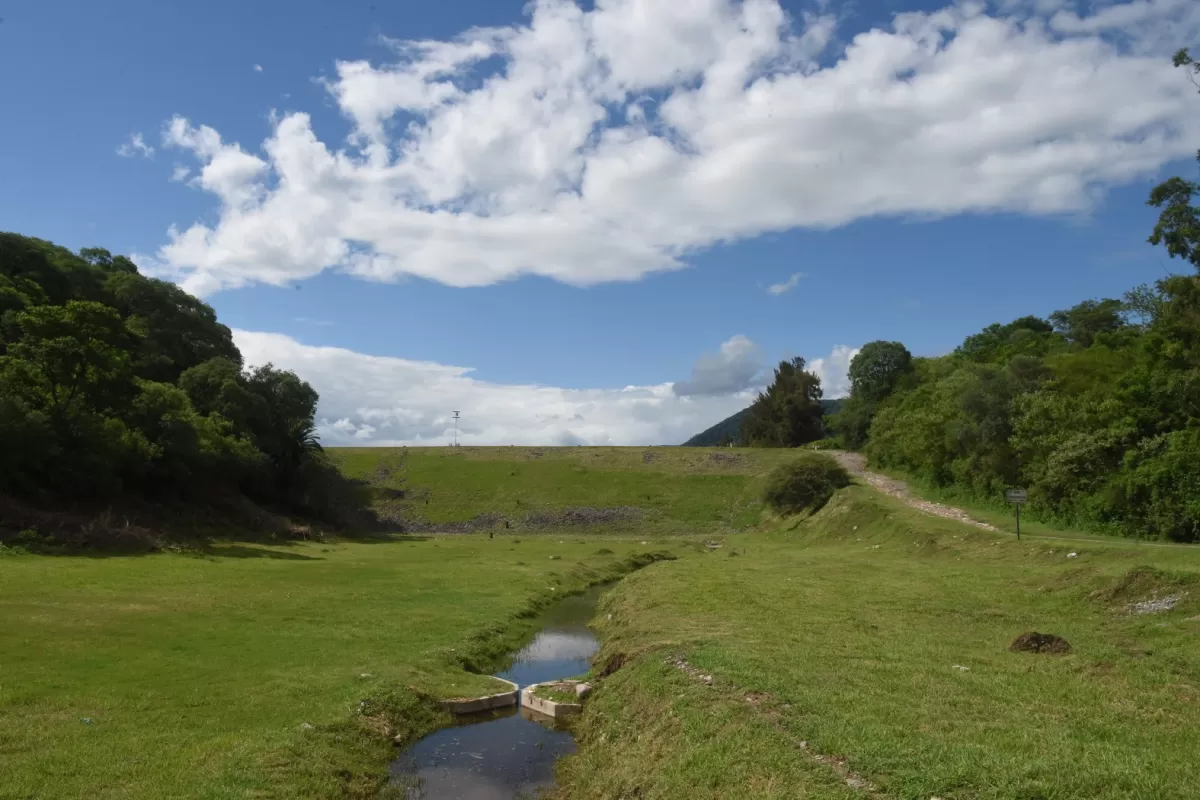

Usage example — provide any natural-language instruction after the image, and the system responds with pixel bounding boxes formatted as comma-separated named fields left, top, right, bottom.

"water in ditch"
left=390, top=585, right=605, bottom=799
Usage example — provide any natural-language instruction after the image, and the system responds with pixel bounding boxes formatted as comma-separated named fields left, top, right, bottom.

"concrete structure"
left=521, top=680, right=584, bottom=718
left=439, top=677, right=519, bottom=714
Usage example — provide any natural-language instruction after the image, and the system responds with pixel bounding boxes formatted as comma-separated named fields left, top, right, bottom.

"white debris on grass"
left=1131, top=594, right=1185, bottom=615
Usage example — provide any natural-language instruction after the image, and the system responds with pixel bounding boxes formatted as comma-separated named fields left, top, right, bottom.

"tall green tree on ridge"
left=831, top=341, right=915, bottom=449
left=740, top=357, right=824, bottom=447
left=847, top=341, right=914, bottom=404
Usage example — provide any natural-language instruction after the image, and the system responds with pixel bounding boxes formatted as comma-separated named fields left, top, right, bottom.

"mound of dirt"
left=1009, top=632, right=1072, bottom=654
left=597, top=652, right=628, bottom=677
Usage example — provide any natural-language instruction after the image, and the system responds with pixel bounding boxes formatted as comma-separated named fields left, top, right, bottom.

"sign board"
left=1006, top=489, right=1028, bottom=504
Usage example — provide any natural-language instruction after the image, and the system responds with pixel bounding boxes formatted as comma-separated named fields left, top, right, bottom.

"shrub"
left=762, top=454, right=851, bottom=515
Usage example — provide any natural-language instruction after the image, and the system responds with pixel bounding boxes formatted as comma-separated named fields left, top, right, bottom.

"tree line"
left=740, top=50, right=1200, bottom=541
left=0, top=233, right=367, bottom=544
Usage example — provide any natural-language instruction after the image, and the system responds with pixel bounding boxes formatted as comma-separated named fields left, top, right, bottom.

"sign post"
left=1006, top=489, right=1028, bottom=539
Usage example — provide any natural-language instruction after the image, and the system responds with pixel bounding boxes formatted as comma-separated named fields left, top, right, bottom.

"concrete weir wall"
left=439, top=677, right=520, bottom=714
left=521, top=681, right=586, bottom=718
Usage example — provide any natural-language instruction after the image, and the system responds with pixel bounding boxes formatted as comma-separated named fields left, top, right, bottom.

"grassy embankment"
left=0, top=446, right=782, bottom=800
left=553, top=484, right=1200, bottom=800
left=330, top=445, right=797, bottom=533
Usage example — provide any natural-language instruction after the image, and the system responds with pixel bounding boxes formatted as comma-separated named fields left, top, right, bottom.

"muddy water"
left=390, top=586, right=604, bottom=799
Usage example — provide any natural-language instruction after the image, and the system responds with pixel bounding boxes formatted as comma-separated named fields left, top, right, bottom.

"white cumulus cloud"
left=810, top=344, right=861, bottom=399
left=134, top=0, right=1200, bottom=296
left=231, top=332, right=852, bottom=446
left=233, top=330, right=761, bottom=446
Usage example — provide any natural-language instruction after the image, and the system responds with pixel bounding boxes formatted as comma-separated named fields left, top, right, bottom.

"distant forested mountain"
left=683, top=399, right=844, bottom=446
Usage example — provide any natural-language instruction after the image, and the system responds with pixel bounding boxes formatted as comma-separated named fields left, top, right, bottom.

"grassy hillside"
left=552, top=485, right=1200, bottom=799
left=329, top=446, right=801, bottom=533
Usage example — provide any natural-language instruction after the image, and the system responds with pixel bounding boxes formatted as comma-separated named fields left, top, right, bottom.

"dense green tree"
left=830, top=341, right=916, bottom=449
left=0, top=231, right=359, bottom=540
left=848, top=341, right=914, bottom=403
left=957, top=316, right=1058, bottom=363
left=1049, top=299, right=1127, bottom=348
left=105, top=272, right=241, bottom=383
left=180, top=357, right=262, bottom=430
left=3, top=301, right=136, bottom=427
left=740, top=357, right=824, bottom=447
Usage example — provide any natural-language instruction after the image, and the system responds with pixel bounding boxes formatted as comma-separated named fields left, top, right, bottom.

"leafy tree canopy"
left=0, top=231, right=364, bottom=542
left=740, top=357, right=825, bottom=448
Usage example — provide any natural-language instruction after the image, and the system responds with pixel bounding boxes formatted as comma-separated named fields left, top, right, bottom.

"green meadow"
left=3, top=447, right=1199, bottom=799
left=555, top=485, right=1200, bottom=800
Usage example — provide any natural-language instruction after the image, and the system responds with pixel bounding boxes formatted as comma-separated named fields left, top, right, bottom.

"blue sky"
left=2, top=0, right=1198, bottom=445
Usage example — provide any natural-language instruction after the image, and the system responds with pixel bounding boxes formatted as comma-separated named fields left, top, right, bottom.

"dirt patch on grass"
left=597, top=652, right=629, bottom=678
left=707, top=452, right=747, bottom=467
left=402, top=513, right=507, bottom=534
left=1091, top=566, right=1198, bottom=615
left=1009, top=632, right=1072, bottom=654
left=524, top=506, right=643, bottom=528
left=395, top=506, right=644, bottom=533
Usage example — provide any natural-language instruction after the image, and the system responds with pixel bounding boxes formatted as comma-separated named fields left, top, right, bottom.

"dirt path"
left=826, top=452, right=1200, bottom=549
left=827, top=451, right=1000, bottom=532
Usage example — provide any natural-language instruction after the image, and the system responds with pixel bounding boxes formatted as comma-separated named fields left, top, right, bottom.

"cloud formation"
left=674, top=335, right=765, bottom=396
left=137, top=0, right=1200, bottom=296
left=810, top=344, right=861, bottom=399
left=117, top=133, right=154, bottom=159
left=768, top=272, right=806, bottom=296
left=232, top=330, right=857, bottom=445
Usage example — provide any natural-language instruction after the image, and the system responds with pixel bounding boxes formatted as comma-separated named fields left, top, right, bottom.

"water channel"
left=390, top=585, right=606, bottom=799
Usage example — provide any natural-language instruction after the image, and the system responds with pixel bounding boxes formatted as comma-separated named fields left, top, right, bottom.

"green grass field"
left=553, top=485, right=1200, bottom=799
left=0, top=531, right=683, bottom=798
left=4, top=446, right=1199, bottom=800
